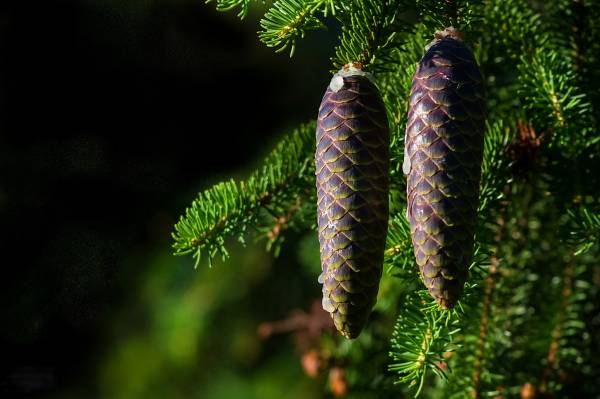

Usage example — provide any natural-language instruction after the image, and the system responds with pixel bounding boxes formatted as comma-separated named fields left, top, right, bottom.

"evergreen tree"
left=172, top=0, right=600, bottom=397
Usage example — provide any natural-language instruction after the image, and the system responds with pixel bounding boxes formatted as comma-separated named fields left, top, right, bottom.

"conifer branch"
left=482, top=0, right=542, bottom=59
left=478, top=121, right=514, bottom=214
left=571, top=0, right=585, bottom=72
left=378, top=26, right=429, bottom=178
left=416, top=0, right=484, bottom=34
left=517, top=35, right=594, bottom=154
left=384, top=214, right=416, bottom=278
left=536, top=245, right=593, bottom=396
left=206, top=0, right=260, bottom=19
left=568, top=206, right=600, bottom=255
left=331, top=0, right=413, bottom=73
left=263, top=197, right=305, bottom=256
left=172, top=122, right=315, bottom=267
left=258, top=0, right=330, bottom=56
left=388, top=248, right=492, bottom=396
left=468, top=270, right=496, bottom=398
left=389, top=296, right=460, bottom=397
left=445, top=0, right=457, bottom=21
left=539, top=255, right=575, bottom=394
left=469, top=209, right=507, bottom=398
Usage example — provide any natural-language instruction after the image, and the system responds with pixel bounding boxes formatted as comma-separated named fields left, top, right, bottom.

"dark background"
left=0, top=1, right=336, bottom=396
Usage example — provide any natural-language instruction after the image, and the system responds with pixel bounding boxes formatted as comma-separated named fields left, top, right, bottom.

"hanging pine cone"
left=316, top=63, right=390, bottom=338
left=404, top=28, right=486, bottom=308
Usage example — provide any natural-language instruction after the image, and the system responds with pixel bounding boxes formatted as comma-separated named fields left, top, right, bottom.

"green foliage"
left=478, top=121, right=514, bottom=216
left=331, top=0, right=413, bottom=73
left=172, top=122, right=315, bottom=267
left=414, top=0, right=484, bottom=36
left=389, top=295, right=460, bottom=397
left=258, top=0, right=330, bottom=56
left=206, top=0, right=259, bottom=19
left=384, top=215, right=414, bottom=275
left=569, top=207, right=600, bottom=255
left=378, top=25, right=429, bottom=180
left=518, top=48, right=593, bottom=153
left=172, top=0, right=600, bottom=397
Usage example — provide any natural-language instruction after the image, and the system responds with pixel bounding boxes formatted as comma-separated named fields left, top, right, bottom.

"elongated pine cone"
left=316, top=64, right=390, bottom=338
left=404, top=28, right=486, bottom=308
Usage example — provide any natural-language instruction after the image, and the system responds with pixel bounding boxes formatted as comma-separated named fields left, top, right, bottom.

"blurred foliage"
left=85, top=242, right=321, bottom=399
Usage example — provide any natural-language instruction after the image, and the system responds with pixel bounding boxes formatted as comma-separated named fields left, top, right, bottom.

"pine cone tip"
left=434, top=27, right=464, bottom=41
left=329, top=63, right=376, bottom=92
left=426, top=27, right=464, bottom=50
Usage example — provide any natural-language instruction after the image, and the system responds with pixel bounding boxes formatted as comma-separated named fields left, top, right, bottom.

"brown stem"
left=257, top=300, right=334, bottom=340
left=445, top=0, right=458, bottom=23
left=571, top=0, right=585, bottom=72
left=470, top=211, right=507, bottom=398
left=539, top=254, right=575, bottom=393
left=470, top=257, right=498, bottom=398
left=267, top=199, right=302, bottom=243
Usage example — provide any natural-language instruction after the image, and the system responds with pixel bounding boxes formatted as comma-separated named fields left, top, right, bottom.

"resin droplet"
left=403, top=151, right=411, bottom=175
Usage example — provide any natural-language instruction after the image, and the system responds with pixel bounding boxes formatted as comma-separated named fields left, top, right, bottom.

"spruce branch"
left=389, top=294, right=460, bottom=397
left=570, top=0, right=585, bottom=73
left=387, top=245, right=492, bottom=397
left=469, top=208, right=508, bottom=398
left=482, top=0, right=543, bottom=59
left=539, top=256, right=575, bottom=394
left=568, top=206, right=600, bottom=256
left=261, top=197, right=305, bottom=256
left=206, top=0, right=261, bottom=19
left=378, top=25, right=430, bottom=178
left=384, top=213, right=418, bottom=283
left=478, top=121, right=514, bottom=215
left=172, top=122, right=315, bottom=267
left=445, top=0, right=457, bottom=22
left=415, top=0, right=484, bottom=35
left=258, top=0, right=330, bottom=56
left=331, top=0, right=413, bottom=73
left=468, top=268, right=497, bottom=398
left=537, top=248, right=592, bottom=396
left=517, top=46, right=593, bottom=153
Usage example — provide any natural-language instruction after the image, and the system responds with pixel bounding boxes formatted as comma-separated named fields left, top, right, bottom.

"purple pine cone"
left=404, top=28, right=486, bottom=309
left=316, top=64, right=390, bottom=339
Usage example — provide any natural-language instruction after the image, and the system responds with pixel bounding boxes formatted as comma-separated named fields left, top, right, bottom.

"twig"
left=267, top=198, right=302, bottom=243
left=445, top=0, right=458, bottom=24
left=539, top=254, right=575, bottom=393
left=470, top=210, right=508, bottom=398
left=257, top=300, right=335, bottom=352
left=571, top=0, right=585, bottom=72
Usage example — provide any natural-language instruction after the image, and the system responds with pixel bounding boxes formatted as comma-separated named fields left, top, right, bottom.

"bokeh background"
left=0, top=1, right=343, bottom=397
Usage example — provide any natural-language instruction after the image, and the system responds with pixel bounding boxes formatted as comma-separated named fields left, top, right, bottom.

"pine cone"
left=316, top=64, right=390, bottom=338
left=404, top=28, right=486, bottom=308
